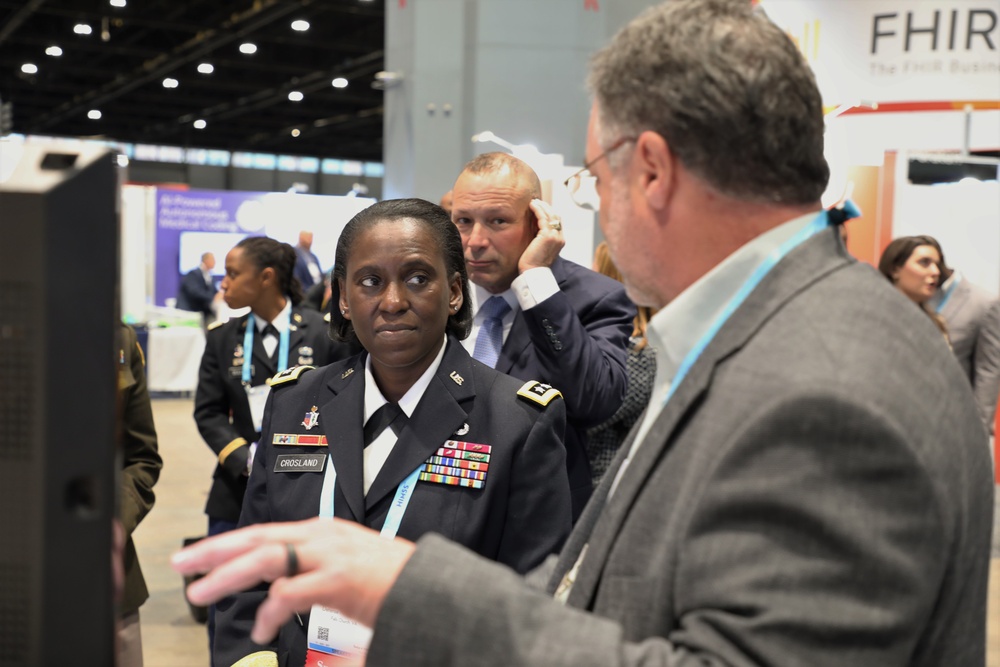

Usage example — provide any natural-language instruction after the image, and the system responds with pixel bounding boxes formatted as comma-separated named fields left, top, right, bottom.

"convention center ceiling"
left=0, top=0, right=386, bottom=161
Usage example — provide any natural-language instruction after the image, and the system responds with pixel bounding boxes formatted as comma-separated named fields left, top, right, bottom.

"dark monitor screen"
left=0, top=142, right=119, bottom=665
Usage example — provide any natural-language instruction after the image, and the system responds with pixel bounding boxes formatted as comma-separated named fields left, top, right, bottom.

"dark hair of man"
left=461, top=152, right=543, bottom=201
left=235, top=236, right=304, bottom=305
left=587, top=0, right=829, bottom=205
left=329, top=198, right=474, bottom=343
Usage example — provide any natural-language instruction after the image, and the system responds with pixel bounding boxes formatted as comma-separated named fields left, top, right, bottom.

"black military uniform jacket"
left=118, top=323, right=162, bottom=616
left=214, top=337, right=573, bottom=667
left=194, top=305, right=355, bottom=522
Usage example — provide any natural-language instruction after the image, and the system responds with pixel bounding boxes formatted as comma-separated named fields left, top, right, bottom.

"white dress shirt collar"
left=363, top=334, right=449, bottom=421
left=254, top=299, right=292, bottom=334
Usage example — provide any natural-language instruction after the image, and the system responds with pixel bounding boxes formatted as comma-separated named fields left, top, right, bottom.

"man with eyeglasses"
left=175, top=2, right=992, bottom=665
left=450, top=151, right=636, bottom=519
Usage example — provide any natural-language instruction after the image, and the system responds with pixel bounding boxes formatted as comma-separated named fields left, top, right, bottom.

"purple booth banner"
left=155, top=188, right=375, bottom=307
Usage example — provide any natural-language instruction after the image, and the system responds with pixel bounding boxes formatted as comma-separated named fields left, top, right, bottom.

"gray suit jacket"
left=366, top=227, right=994, bottom=667
left=939, top=276, right=1000, bottom=433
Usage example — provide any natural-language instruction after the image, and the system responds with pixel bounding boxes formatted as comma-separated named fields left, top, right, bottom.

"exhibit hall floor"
left=137, top=398, right=1000, bottom=666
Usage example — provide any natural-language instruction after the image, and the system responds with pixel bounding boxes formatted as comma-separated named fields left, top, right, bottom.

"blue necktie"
left=472, top=296, right=511, bottom=368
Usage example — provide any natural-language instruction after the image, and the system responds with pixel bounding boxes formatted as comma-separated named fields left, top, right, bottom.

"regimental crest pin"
left=454, top=422, right=470, bottom=436
left=234, top=344, right=244, bottom=358
left=301, top=405, right=320, bottom=430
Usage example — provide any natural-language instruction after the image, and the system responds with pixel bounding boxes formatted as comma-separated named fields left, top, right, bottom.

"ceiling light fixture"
left=291, top=20, right=310, bottom=31
left=291, top=129, right=301, bottom=137
left=331, top=77, right=348, bottom=89
left=288, top=91, right=304, bottom=102
left=197, top=63, right=214, bottom=74
left=239, top=42, right=257, bottom=54
left=162, top=77, right=179, bottom=88
left=110, top=0, right=126, bottom=7
left=21, top=63, right=38, bottom=74
left=74, top=24, right=93, bottom=35
left=45, top=46, right=63, bottom=57
left=193, top=119, right=207, bottom=130
left=88, top=109, right=102, bottom=120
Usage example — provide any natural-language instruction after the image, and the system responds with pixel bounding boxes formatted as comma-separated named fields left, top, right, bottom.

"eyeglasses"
left=563, top=136, right=636, bottom=211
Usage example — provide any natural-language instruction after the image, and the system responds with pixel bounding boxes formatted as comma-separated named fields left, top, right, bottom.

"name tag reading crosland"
left=273, top=454, right=326, bottom=473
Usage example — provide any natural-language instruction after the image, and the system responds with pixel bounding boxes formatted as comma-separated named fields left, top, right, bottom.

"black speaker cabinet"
left=0, top=143, right=120, bottom=666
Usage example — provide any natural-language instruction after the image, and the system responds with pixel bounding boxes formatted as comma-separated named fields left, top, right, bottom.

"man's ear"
left=634, top=131, right=673, bottom=212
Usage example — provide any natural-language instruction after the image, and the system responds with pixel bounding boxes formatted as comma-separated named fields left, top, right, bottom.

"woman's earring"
left=341, top=308, right=347, bottom=315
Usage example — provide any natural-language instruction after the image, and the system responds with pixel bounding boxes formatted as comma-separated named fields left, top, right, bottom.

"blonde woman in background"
left=585, top=241, right=658, bottom=487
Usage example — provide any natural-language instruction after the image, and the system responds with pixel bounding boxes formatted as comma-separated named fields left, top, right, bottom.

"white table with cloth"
left=146, top=326, right=205, bottom=393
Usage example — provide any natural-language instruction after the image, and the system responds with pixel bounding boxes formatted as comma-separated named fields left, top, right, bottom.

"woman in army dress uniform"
left=194, top=236, right=356, bottom=657
left=214, top=199, right=572, bottom=667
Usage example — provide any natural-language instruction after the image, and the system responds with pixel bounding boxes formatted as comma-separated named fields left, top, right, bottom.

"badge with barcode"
left=305, top=604, right=372, bottom=664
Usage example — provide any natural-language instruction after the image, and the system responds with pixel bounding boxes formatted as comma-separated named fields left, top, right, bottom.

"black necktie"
left=363, top=403, right=405, bottom=448
left=262, top=323, right=278, bottom=359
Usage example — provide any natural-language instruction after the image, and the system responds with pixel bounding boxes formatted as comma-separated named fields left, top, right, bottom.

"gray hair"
left=587, top=0, right=829, bottom=205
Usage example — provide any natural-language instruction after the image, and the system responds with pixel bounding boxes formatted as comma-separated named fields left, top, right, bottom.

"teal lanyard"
left=934, top=274, right=961, bottom=314
left=318, top=449, right=421, bottom=539
left=664, top=211, right=831, bottom=406
left=242, top=311, right=291, bottom=384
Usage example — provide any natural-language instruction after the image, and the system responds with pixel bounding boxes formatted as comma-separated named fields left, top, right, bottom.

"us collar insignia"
left=449, top=371, right=464, bottom=385
left=341, top=368, right=355, bottom=379
left=301, top=405, right=320, bottom=430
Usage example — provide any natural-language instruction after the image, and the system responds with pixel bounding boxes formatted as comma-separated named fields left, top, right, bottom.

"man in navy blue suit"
left=451, top=152, right=636, bottom=519
left=177, top=251, right=219, bottom=323
left=293, top=231, right=323, bottom=291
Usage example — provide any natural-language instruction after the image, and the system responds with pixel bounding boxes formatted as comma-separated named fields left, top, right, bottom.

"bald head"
left=458, top=153, right=542, bottom=202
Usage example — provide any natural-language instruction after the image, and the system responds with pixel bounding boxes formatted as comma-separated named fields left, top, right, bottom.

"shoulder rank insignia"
left=517, top=380, right=563, bottom=406
left=268, top=365, right=315, bottom=387
left=324, top=312, right=332, bottom=323
left=207, top=319, right=228, bottom=331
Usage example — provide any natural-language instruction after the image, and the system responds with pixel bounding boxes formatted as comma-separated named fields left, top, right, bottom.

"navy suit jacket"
left=495, top=256, right=635, bottom=518
left=293, top=246, right=323, bottom=290
left=177, top=267, right=215, bottom=314
left=214, top=338, right=572, bottom=667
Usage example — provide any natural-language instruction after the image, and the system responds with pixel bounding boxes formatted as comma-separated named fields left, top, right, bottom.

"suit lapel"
left=495, top=311, right=531, bottom=374
left=364, top=340, right=475, bottom=510
left=565, top=227, right=853, bottom=609
left=546, top=415, right=640, bottom=595
left=319, top=357, right=366, bottom=521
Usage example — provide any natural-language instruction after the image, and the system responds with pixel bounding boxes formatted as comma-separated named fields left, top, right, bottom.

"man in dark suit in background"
left=451, top=152, right=636, bottom=519
left=176, top=2, right=993, bottom=665
left=293, top=231, right=323, bottom=291
left=177, top=251, right=219, bottom=323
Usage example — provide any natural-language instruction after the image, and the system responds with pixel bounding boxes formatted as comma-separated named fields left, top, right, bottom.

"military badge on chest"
left=301, top=405, right=320, bottom=430
left=232, top=343, right=244, bottom=366
left=419, top=440, right=491, bottom=489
